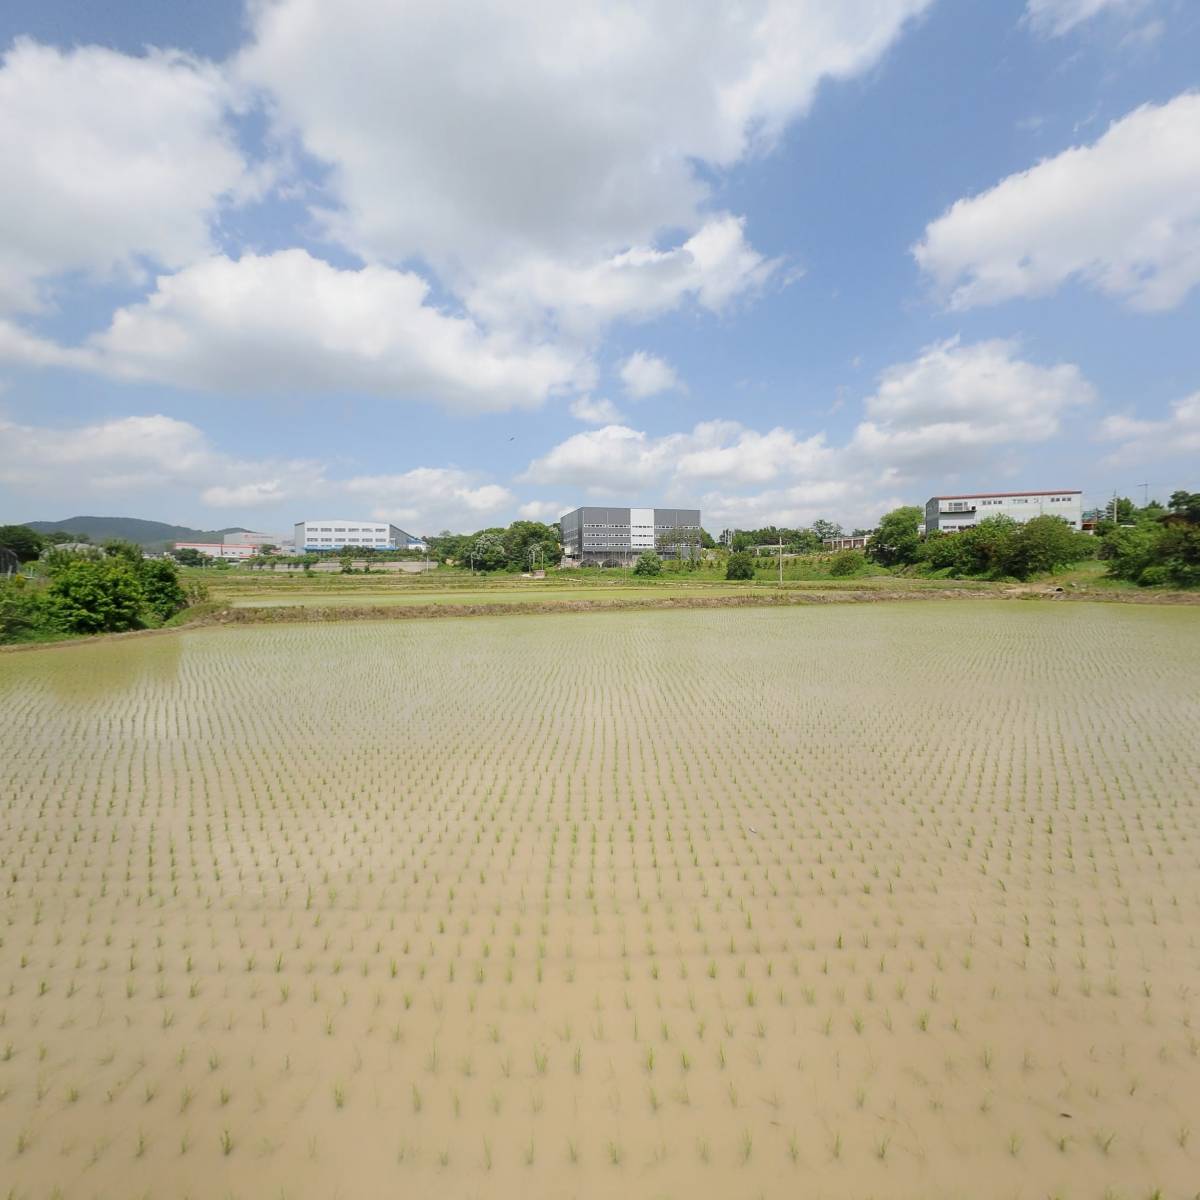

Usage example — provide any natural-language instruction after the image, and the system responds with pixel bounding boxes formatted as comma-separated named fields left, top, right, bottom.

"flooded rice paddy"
left=2, top=602, right=1199, bottom=1199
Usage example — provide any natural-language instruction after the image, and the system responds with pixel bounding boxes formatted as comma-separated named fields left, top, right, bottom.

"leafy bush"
left=633, top=551, right=662, bottom=577
left=0, top=552, right=193, bottom=642
left=1007, top=516, right=1095, bottom=578
left=725, top=551, right=755, bottom=580
left=1100, top=490, right=1200, bottom=587
left=917, top=515, right=1093, bottom=580
left=47, top=559, right=146, bottom=633
left=139, top=558, right=189, bottom=622
left=829, top=550, right=866, bottom=577
left=0, top=577, right=56, bottom=642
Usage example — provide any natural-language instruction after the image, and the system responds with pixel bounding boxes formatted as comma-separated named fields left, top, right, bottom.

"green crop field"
left=2, top=602, right=1199, bottom=1199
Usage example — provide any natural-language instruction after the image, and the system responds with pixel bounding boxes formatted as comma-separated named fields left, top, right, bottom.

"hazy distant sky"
left=1, top=0, right=1197, bottom=534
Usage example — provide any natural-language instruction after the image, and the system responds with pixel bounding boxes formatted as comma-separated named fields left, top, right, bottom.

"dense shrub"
left=0, top=577, right=56, bottom=642
left=829, top=549, right=866, bottom=577
left=47, top=559, right=146, bottom=633
left=1100, top=491, right=1200, bottom=587
left=725, top=551, right=755, bottom=580
left=0, top=551, right=193, bottom=643
left=633, top=550, right=662, bottom=577
left=918, top=515, right=1093, bottom=580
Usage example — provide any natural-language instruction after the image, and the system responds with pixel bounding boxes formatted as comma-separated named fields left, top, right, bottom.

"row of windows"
left=304, top=525, right=387, bottom=533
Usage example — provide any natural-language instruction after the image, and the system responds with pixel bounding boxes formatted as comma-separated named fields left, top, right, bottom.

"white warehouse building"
left=294, top=520, right=424, bottom=551
left=925, top=490, right=1082, bottom=534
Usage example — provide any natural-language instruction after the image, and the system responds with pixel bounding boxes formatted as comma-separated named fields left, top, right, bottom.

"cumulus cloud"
left=850, top=337, right=1094, bottom=468
left=619, top=352, right=682, bottom=400
left=0, top=251, right=584, bottom=413
left=0, top=411, right=524, bottom=533
left=240, top=1, right=929, bottom=276
left=343, top=468, right=515, bottom=533
left=915, top=93, right=1200, bottom=312
left=521, top=420, right=835, bottom=493
left=569, top=396, right=626, bottom=425
left=466, top=216, right=778, bottom=336
left=1025, top=0, right=1147, bottom=36
left=1098, top=392, right=1200, bottom=462
left=516, top=499, right=567, bottom=523
left=2, top=4, right=933, bottom=409
left=0, top=413, right=319, bottom=509
left=0, top=39, right=250, bottom=314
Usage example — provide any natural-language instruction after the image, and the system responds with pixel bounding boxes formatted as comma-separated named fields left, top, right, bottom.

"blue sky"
left=0, top=0, right=1197, bottom=536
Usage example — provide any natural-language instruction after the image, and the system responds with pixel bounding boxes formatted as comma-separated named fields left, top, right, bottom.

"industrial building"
left=560, top=507, right=702, bottom=566
left=293, top=520, right=424, bottom=551
left=924, top=490, right=1082, bottom=534
left=224, top=530, right=286, bottom=549
left=172, top=541, right=259, bottom=560
left=823, top=534, right=870, bottom=551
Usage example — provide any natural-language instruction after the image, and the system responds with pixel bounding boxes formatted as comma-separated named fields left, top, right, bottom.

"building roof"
left=928, top=490, right=1081, bottom=501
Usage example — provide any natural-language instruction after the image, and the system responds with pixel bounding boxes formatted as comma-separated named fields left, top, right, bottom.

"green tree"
left=829, top=549, right=866, bottom=577
left=47, top=559, right=145, bottom=633
left=725, top=551, right=755, bottom=580
left=502, top=521, right=559, bottom=571
left=1168, top=490, right=1200, bottom=521
left=633, top=550, right=662, bottom=577
left=867, top=506, right=922, bottom=566
left=171, top=547, right=207, bottom=567
left=0, top=524, right=46, bottom=562
left=810, top=519, right=842, bottom=542
left=470, top=530, right=508, bottom=572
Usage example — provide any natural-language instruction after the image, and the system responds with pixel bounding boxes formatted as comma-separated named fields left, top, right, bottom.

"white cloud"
left=521, top=420, right=835, bottom=493
left=1025, top=0, right=1146, bottom=37
left=850, top=337, right=1094, bottom=468
left=915, top=93, right=1200, bottom=312
left=0, top=410, right=527, bottom=532
left=619, top=352, right=682, bottom=400
left=0, top=39, right=250, bottom=313
left=0, top=413, right=318, bottom=508
left=1098, top=392, right=1200, bottom=462
left=201, top=480, right=292, bottom=508
left=466, top=215, right=778, bottom=337
left=516, top=500, right=566, bottom=523
left=569, top=396, right=626, bottom=425
left=0, top=251, right=585, bottom=413
left=239, top=0, right=928, bottom=323
left=343, top=468, right=515, bottom=533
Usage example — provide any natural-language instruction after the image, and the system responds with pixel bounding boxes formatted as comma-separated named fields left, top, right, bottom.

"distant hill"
left=24, top=516, right=248, bottom=551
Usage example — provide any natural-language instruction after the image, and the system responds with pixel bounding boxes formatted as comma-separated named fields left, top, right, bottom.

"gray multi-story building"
left=560, top=506, right=702, bottom=566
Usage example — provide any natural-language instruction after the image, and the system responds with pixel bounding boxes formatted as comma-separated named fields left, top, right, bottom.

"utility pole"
left=1111, top=490, right=1119, bottom=526
left=777, top=535, right=783, bottom=587
left=1139, top=482, right=1149, bottom=508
